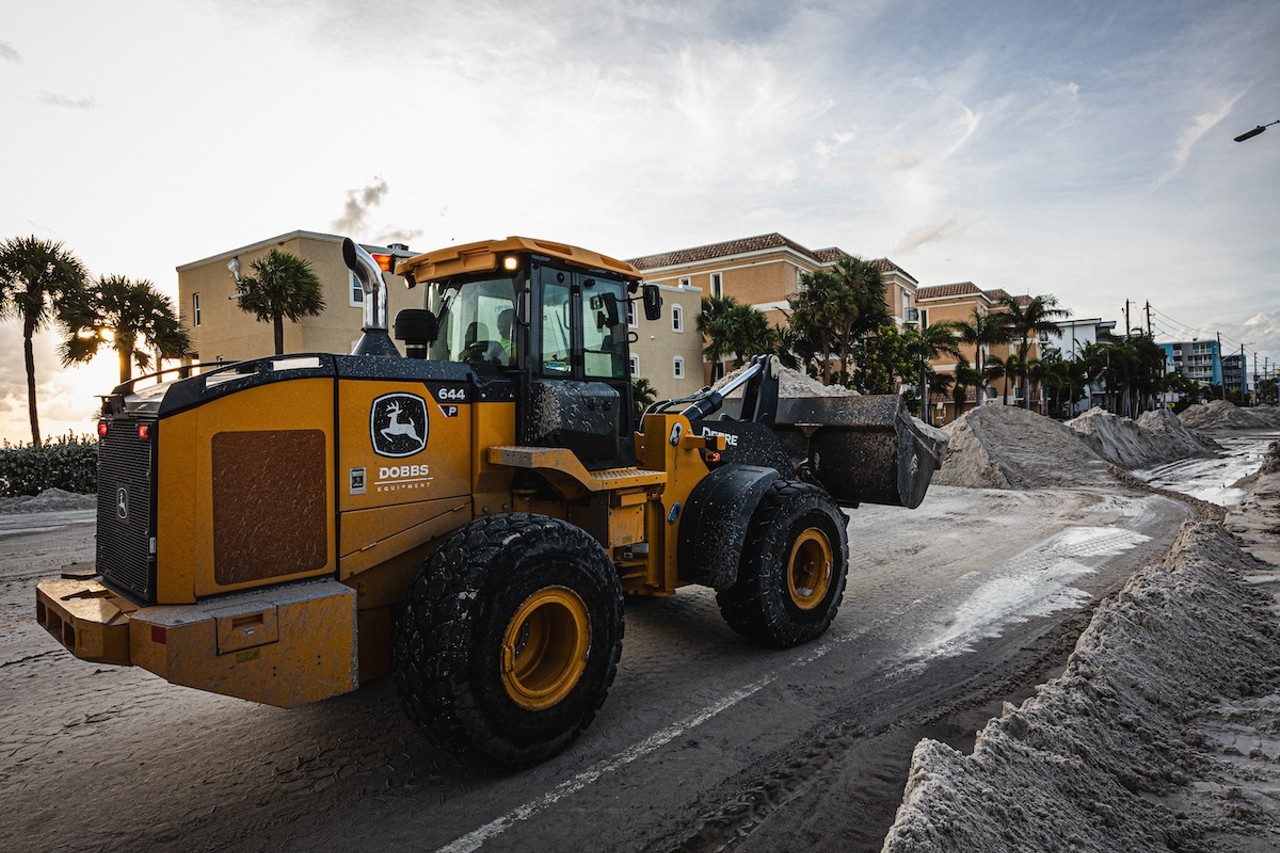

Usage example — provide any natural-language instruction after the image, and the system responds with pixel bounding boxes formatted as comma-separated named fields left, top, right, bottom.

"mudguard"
left=677, top=464, right=780, bottom=590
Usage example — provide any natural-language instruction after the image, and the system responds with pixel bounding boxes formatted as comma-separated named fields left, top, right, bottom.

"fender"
left=677, top=464, right=780, bottom=590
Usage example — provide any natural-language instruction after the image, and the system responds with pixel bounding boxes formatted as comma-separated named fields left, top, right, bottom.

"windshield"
left=428, top=275, right=518, bottom=366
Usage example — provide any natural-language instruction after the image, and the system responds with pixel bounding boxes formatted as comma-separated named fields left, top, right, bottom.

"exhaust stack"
left=342, top=237, right=400, bottom=357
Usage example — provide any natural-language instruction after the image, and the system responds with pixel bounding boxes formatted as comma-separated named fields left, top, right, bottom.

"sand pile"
left=883, top=522, right=1280, bottom=852
left=1067, top=407, right=1220, bottom=469
left=931, top=405, right=1114, bottom=490
left=1136, top=407, right=1224, bottom=455
left=1180, top=400, right=1280, bottom=430
left=713, top=364, right=856, bottom=398
left=0, top=488, right=96, bottom=513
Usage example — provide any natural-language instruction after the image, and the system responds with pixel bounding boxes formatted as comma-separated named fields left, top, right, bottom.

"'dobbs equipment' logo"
left=370, top=393, right=428, bottom=458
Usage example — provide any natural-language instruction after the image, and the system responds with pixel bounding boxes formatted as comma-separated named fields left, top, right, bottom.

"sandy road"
left=0, top=485, right=1190, bottom=852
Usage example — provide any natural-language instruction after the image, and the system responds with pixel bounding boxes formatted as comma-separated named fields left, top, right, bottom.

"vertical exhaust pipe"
left=341, top=237, right=400, bottom=357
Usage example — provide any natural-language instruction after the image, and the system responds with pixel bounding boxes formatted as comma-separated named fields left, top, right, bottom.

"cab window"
left=428, top=276, right=517, bottom=366
left=581, top=278, right=627, bottom=380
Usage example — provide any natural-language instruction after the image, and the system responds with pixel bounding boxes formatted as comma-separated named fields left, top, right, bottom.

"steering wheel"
left=466, top=341, right=507, bottom=365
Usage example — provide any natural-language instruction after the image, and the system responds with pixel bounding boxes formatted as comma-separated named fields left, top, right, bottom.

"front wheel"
left=393, top=513, right=624, bottom=766
left=716, top=481, right=849, bottom=647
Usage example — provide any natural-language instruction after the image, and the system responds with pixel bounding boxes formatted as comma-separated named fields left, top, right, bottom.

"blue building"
left=1158, top=339, right=1222, bottom=386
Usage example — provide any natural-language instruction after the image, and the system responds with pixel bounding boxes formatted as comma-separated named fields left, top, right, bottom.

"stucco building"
left=177, top=230, right=420, bottom=364
left=629, top=233, right=919, bottom=381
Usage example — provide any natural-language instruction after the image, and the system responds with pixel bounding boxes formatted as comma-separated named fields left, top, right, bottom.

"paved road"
left=0, top=485, right=1191, bottom=852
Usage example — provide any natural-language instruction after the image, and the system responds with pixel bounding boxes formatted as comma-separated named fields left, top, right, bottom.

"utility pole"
left=1217, top=332, right=1225, bottom=400
left=1145, top=302, right=1152, bottom=337
left=1241, top=343, right=1247, bottom=404
left=1124, top=301, right=1132, bottom=337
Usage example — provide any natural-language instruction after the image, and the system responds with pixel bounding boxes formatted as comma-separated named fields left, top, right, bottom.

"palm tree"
left=832, top=256, right=891, bottom=385
left=985, top=353, right=1023, bottom=405
left=903, top=321, right=961, bottom=425
left=999, top=294, right=1068, bottom=409
left=235, top=249, right=325, bottom=355
left=787, top=269, right=848, bottom=384
left=698, top=295, right=737, bottom=377
left=956, top=307, right=1010, bottom=407
left=774, top=323, right=819, bottom=375
left=950, top=355, right=981, bottom=419
left=698, top=296, right=778, bottom=372
left=59, top=275, right=193, bottom=383
left=1080, top=339, right=1126, bottom=414
left=631, top=377, right=658, bottom=422
left=0, top=236, right=89, bottom=445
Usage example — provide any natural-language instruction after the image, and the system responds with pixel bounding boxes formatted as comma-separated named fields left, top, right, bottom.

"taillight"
left=137, top=423, right=152, bottom=441
left=97, top=421, right=109, bottom=438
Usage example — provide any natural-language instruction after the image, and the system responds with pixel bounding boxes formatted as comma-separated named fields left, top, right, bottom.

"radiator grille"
left=96, top=419, right=156, bottom=601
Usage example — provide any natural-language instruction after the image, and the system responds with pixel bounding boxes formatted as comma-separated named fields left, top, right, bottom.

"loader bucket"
left=772, top=395, right=947, bottom=508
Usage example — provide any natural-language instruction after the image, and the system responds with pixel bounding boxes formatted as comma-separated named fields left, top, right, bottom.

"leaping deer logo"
left=380, top=401, right=421, bottom=444
left=370, top=393, right=429, bottom=457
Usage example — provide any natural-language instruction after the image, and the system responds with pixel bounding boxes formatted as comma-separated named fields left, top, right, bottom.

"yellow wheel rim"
left=787, top=528, right=833, bottom=610
left=501, top=586, right=591, bottom=710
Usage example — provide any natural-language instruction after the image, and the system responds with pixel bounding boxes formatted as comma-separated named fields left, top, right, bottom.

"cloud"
left=815, top=129, right=858, bottom=166
left=0, top=40, right=20, bottom=63
left=893, top=211, right=968, bottom=255
left=39, top=92, right=102, bottom=110
left=1156, top=92, right=1244, bottom=186
left=877, top=148, right=925, bottom=174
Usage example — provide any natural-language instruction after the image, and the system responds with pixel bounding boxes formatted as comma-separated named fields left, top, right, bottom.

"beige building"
left=626, top=280, right=708, bottom=402
left=915, top=283, right=1045, bottom=422
left=177, top=230, right=419, bottom=365
left=629, top=232, right=920, bottom=382
left=630, top=232, right=919, bottom=328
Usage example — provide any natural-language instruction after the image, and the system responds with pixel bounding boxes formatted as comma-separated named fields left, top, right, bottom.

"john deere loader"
left=36, top=235, right=945, bottom=765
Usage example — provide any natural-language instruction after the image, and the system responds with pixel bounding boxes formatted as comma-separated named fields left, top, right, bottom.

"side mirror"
left=642, top=283, right=663, bottom=322
left=591, top=292, right=621, bottom=329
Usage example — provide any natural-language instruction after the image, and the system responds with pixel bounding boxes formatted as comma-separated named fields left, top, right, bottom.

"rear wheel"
left=716, top=480, right=849, bottom=647
left=393, top=513, right=624, bottom=766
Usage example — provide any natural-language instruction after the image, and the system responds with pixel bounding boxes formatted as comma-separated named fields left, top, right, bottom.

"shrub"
left=0, top=433, right=98, bottom=496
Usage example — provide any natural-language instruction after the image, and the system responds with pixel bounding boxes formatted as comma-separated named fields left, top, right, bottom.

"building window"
left=349, top=272, right=364, bottom=307
left=192, top=292, right=202, bottom=327
left=630, top=354, right=640, bottom=376
left=709, top=272, right=723, bottom=299
left=673, top=356, right=685, bottom=380
left=627, top=299, right=638, bottom=328
left=672, top=304, right=684, bottom=333
left=679, top=276, right=691, bottom=288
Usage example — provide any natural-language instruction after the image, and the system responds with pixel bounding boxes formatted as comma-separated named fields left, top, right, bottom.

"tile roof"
left=915, top=282, right=985, bottom=300
left=628, top=233, right=821, bottom=270
left=629, top=233, right=914, bottom=282
left=873, top=258, right=914, bottom=280
left=812, top=247, right=851, bottom=263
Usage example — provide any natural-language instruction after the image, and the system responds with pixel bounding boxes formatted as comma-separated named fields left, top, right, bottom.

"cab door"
left=523, top=262, right=634, bottom=468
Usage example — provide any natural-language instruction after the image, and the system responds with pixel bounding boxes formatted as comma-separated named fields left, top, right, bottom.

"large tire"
left=393, top=513, right=624, bottom=766
left=716, top=480, right=849, bottom=647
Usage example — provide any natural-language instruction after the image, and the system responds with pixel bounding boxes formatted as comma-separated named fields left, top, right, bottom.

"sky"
left=2, top=0, right=1279, bottom=442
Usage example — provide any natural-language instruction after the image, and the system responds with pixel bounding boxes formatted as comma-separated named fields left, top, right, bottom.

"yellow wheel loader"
left=36, top=236, right=945, bottom=765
